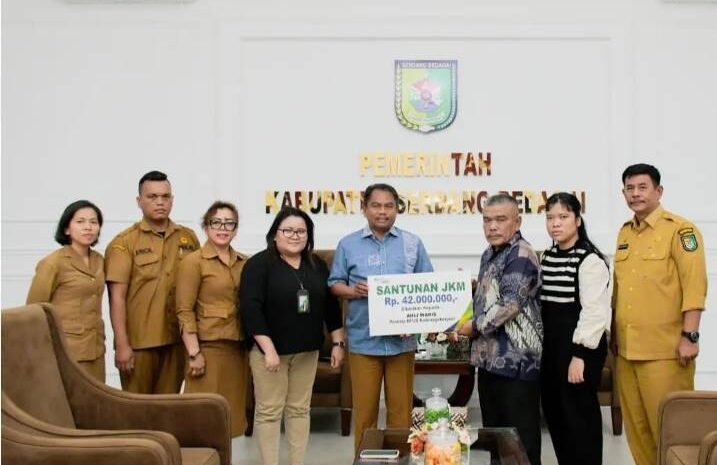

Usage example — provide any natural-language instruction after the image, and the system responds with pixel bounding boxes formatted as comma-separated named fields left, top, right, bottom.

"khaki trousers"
left=249, top=348, right=319, bottom=465
left=120, top=343, right=185, bottom=394
left=350, top=351, right=415, bottom=453
left=617, top=355, right=695, bottom=465
left=184, top=340, right=249, bottom=437
left=79, top=356, right=105, bottom=383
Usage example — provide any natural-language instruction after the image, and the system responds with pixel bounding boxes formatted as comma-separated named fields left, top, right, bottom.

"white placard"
left=368, top=271, right=473, bottom=336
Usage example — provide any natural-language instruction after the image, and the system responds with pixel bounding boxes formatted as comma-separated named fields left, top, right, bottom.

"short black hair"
left=363, top=183, right=399, bottom=204
left=138, top=170, right=169, bottom=194
left=622, top=163, right=661, bottom=186
left=54, top=200, right=104, bottom=246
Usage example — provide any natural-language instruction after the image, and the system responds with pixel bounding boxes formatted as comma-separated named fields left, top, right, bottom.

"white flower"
left=436, top=332, right=448, bottom=343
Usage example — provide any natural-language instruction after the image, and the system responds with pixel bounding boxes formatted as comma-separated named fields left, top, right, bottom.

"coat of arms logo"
left=394, top=60, right=457, bottom=133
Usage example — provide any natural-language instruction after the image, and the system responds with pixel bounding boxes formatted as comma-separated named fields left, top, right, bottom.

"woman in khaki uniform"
left=176, top=201, right=249, bottom=437
left=27, top=200, right=106, bottom=382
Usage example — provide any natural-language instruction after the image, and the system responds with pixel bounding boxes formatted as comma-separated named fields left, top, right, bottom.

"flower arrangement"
left=421, top=332, right=470, bottom=360
left=425, top=332, right=450, bottom=344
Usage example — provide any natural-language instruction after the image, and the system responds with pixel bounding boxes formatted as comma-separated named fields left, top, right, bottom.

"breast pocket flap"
left=135, top=253, right=160, bottom=267
left=201, top=306, right=230, bottom=318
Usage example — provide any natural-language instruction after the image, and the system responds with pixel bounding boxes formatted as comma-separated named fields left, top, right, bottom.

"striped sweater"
left=540, top=242, right=611, bottom=357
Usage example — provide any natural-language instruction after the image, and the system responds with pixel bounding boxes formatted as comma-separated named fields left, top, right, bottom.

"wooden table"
left=413, top=355, right=475, bottom=406
left=354, top=427, right=530, bottom=465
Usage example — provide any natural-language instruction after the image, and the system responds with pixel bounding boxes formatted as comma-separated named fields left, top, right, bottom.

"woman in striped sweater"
left=540, top=192, right=611, bottom=465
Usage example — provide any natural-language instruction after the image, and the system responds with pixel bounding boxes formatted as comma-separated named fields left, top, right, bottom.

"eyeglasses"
left=278, top=228, right=308, bottom=238
left=208, top=219, right=238, bottom=231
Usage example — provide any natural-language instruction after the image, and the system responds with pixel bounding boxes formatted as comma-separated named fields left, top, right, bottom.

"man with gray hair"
left=459, top=193, right=543, bottom=465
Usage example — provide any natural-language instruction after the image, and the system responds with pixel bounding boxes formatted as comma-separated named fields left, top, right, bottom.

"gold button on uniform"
left=613, top=206, right=707, bottom=361
left=105, top=219, right=200, bottom=350
left=26, top=245, right=106, bottom=366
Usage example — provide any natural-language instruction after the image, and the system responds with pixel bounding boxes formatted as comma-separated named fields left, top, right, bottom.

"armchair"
left=1, top=303, right=231, bottom=465
left=658, top=390, right=717, bottom=465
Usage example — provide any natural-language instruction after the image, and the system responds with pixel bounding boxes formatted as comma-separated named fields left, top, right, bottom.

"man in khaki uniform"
left=105, top=171, right=200, bottom=393
left=613, top=163, right=707, bottom=465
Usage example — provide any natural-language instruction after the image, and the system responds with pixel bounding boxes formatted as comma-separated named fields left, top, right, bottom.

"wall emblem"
left=394, top=60, right=457, bottom=133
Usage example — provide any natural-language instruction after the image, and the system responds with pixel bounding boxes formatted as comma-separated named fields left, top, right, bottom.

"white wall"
left=2, top=0, right=716, bottom=388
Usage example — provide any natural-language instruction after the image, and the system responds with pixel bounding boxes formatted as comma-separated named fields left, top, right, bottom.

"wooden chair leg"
left=611, top=405, right=622, bottom=436
left=341, top=408, right=351, bottom=436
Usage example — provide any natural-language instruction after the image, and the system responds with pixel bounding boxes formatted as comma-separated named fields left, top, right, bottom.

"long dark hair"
left=545, top=192, right=606, bottom=262
left=265, top=207, right=315, bottom=268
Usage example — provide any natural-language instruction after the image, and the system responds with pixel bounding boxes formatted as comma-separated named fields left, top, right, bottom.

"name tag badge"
left=297, top=289, right=310, bottom=314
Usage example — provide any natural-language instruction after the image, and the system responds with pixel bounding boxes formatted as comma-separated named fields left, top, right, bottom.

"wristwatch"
left=681, top=331, right=700, bottom=343
left=188, top=350, right=202, bottom=361
left=332, top=341, right=346, bottom=349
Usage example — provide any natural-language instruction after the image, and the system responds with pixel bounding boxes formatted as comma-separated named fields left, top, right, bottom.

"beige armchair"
left=658, top=390, right=717, bottom=465
left=312, top=249, right=352, bottom=436
left=1, top=303, right=231, bottom=465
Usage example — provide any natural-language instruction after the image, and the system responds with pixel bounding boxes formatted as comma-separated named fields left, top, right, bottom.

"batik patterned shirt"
left=470, top=231, right=543, bottom=380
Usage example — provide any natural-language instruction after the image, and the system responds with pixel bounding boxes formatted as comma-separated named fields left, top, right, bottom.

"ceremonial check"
left=367, top=271, right=473, bottom=336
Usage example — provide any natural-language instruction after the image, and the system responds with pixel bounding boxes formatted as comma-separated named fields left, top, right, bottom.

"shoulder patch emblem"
left=111, top=244, right=126, bottom=251
left=679, top=231, right=699, bottom=252
left=678, top=227, right=694, bottom=236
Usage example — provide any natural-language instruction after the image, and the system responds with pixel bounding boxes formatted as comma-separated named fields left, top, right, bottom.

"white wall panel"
left=2, top=0, right=716, bottom=387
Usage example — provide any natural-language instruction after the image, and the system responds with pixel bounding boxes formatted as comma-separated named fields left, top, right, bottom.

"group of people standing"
left=455, top=163, right=706, bottom=465
left=26, top=163, right=706, bottom=465
left=26, top=170, right=345, bottom=465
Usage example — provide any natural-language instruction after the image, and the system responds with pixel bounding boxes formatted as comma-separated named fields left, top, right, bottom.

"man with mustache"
left=329, top=183, right=433, bottom=453
left=612, top=163, right=707, bottom=465
left=105, top=170, right=200, bottom=393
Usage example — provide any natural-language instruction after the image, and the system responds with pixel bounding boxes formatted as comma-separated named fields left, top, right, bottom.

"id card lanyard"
left=288, top=263, right=310, bottom=314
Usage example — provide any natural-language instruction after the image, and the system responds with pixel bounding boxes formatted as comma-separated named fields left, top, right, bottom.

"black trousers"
left=478, top=368, right=542, bottom=465
left=540, top=334, right=607, bottom=465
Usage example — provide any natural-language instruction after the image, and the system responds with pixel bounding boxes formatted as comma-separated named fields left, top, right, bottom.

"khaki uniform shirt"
left=613, top=206, right=707, bottom=360
left=105, top=219, right=200, bottom=349
left=175, top=242, right=247, bottom=342
left=26, top=246, right=105, bottom=361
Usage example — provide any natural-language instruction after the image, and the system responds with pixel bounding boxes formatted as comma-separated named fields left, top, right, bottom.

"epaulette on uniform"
left=114, top=222, right=142, bottom=239
left=174, top=224, right=195, bottom=234
left=661, top=210, right=691, bottom=227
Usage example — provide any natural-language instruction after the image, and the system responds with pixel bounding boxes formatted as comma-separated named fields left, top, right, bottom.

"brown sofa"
left=658, top=390, right=717, bottom=465
left=245, top=249, right=352, bottom=436
left=1, top=303, right=232, bottom=465
left=598, top=349, right=622, bottom=435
